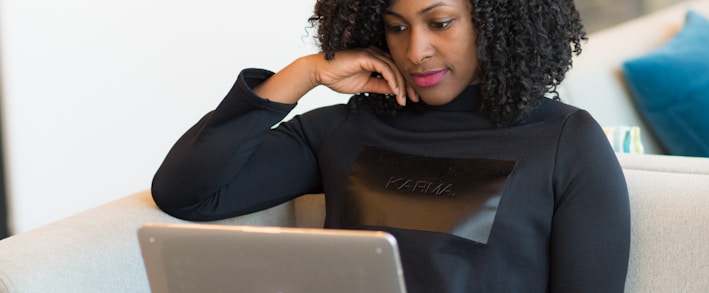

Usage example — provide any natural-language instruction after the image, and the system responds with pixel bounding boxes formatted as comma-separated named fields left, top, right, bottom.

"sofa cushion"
left=621, top=10, right=709, bottom=157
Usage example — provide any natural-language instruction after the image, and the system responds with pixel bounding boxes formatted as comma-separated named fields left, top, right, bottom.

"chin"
left=416, top=88, right=458, bottom=106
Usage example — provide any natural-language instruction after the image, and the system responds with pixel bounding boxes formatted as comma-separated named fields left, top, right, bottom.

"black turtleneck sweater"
left=152, top=68, right=630, bottom=293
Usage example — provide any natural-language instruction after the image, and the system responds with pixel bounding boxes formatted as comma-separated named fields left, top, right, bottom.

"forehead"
left=387, top=0, right=471, bottom=14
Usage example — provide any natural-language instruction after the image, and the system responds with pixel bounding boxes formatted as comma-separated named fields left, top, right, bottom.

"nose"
left=407, top=28, right=434, bottom=65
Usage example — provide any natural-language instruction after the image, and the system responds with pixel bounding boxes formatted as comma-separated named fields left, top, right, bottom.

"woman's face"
left=383, top=0, right=479, bottom=105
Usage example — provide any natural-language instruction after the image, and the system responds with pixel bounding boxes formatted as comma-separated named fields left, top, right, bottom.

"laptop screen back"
left=138, top=223, right=407, bottom=293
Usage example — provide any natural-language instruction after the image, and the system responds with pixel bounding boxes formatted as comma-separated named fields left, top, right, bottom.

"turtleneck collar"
left=412, top=85, right=481, bottom=112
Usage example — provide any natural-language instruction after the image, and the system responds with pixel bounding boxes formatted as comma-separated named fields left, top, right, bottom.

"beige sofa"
left=2, top=2, right=709, bottom=292
left=1, top=153, right=709, bottom=292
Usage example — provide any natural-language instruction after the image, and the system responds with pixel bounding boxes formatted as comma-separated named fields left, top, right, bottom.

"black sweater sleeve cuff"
left=210, top=68, right=297, bottom=125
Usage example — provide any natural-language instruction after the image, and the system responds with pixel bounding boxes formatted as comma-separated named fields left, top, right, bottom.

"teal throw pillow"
left=621, top=10, right=709, bottom=157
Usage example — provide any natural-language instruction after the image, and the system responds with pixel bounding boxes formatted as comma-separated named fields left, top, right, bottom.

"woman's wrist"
left=252, top=55, right=320, bottom=104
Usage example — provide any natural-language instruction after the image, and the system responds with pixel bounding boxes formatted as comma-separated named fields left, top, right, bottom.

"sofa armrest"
left=0, top=190, right=297, bottom=293
left=619, top=154, right=709, bottom=292
left=617, top=153, right=709, bottom=174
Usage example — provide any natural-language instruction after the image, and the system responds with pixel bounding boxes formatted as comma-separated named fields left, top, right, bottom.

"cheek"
left=459, top=36, right=479, bottom=76
left=386, top=40, right=409, bottom=73
left=385, top=36, right=405, bottom=60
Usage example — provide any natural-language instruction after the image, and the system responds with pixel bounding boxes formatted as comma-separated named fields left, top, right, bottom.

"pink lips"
left=411, top=69, right=447, bottom=88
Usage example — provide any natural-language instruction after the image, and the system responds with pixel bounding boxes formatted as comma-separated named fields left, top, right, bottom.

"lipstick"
left=411, top=69, right=447, bottom=88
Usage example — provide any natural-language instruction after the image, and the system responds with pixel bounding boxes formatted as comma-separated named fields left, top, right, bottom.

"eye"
left=430, top=19, right=454, bottom=30
left=386, top=24, right=407, bottom=33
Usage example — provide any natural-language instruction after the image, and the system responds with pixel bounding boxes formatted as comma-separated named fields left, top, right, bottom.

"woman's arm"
left=550, top=110, right=631, bottom=293
left=151, top=69, right=323, bottom=221
left=152, top=49, right=413, bottom=221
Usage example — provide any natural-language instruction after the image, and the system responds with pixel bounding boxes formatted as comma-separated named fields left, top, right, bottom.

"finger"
left=365, top=79, right=399, bottom=97
left=364, top=48, right=407, bottom=105
left=366, top=60, right=402, bottom=102
left=369, top=49, right=407, bottom=105
left=407, top=86, right=420, bottom=103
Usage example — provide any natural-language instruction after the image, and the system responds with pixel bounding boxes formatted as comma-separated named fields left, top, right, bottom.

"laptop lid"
left=137, top=223, right=407, bottom=293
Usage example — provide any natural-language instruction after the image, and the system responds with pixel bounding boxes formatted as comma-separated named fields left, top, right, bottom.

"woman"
left=152, top=0, right=630, bottom=292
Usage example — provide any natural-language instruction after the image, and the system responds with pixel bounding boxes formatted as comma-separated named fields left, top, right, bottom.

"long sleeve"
left=151, top=69, right=325, bottom=221
left=549, top=110, right=631, bottom=292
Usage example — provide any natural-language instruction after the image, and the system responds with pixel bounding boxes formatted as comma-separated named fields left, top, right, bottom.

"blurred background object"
left=578, top=0, right=684, bottom=32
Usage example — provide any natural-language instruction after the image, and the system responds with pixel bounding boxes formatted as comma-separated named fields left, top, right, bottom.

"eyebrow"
left=385, top=2, right=450, bottom=17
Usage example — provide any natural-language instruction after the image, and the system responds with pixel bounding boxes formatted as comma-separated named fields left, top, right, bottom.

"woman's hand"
left=309, top=47, right=418, bottom=106
left=254, top=47, right=418, bottom=106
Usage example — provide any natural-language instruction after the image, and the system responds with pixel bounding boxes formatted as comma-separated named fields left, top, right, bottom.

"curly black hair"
left=309, top=0, right=586, bottom=126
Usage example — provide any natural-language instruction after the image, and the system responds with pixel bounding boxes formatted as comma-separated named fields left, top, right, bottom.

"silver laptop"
left=138, top=223, right=407, bottom=293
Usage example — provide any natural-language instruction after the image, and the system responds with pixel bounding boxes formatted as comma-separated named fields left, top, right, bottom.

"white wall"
left=0, top=0, right=348, bottom=234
